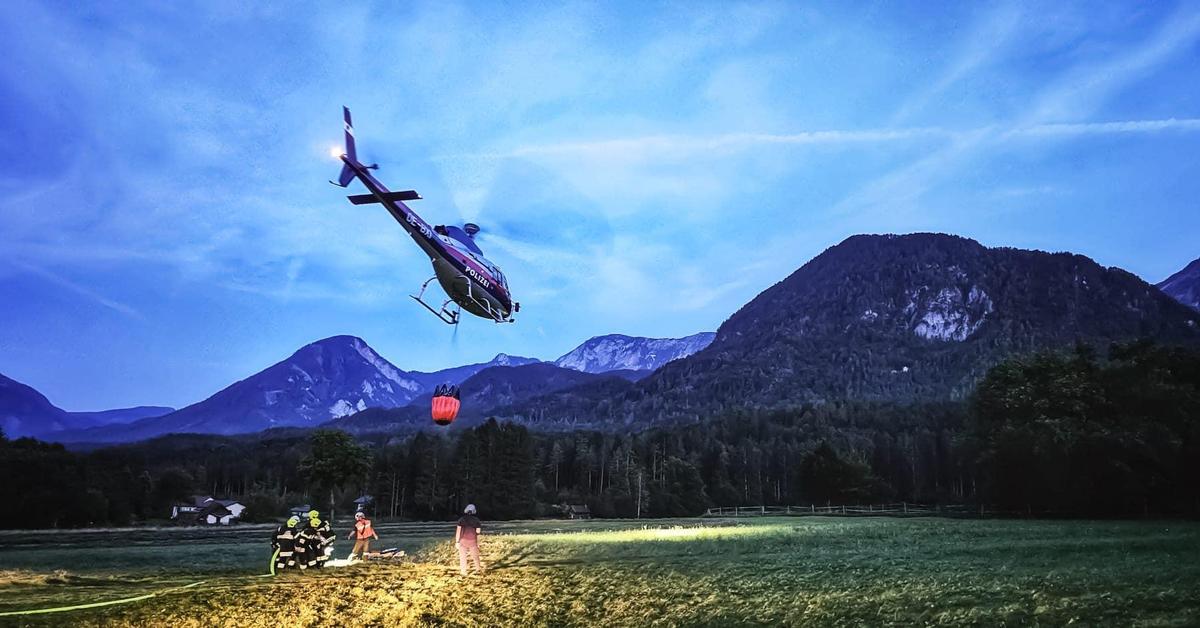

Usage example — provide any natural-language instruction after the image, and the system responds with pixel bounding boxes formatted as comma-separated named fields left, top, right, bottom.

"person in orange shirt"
left=346, top=511, right=379, bottom=560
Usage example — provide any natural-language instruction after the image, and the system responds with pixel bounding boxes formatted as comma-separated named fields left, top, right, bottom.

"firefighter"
left=346, top=511, right=379, bottom=561
left=293, top=516, right=312, bottom=571
left=306, top=510, right=335, bottom=569
left=272, top=516, right=300, bottom=572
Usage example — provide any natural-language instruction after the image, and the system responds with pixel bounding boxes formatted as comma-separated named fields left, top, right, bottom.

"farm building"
left=170, top=495, right=210, bottom=519
left=565, top=504, right=592, bottom=519
left=289, top=504, right=313, bottom=518
left=171, top=496, right=246, bottom=525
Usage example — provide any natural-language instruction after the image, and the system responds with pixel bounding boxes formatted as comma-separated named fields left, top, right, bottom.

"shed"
left=566, top=504, right=592, bottom=520
left=170, top=495, right=215, bottom=519
left=214, top=499, right=246, bottom=520
left=197, top=502, right=235, bottom=525
left=172, top=495, right=245, bottom=525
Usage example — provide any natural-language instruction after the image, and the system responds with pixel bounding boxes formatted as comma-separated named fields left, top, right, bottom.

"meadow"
left=1, top=517, right=1198, bottom=626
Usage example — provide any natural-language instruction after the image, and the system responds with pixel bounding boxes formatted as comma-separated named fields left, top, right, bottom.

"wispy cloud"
left=822, top=5, right=1200, bottom=223
left=484, top=117, right=1200, bottom=163
left=889, top=3, right=1025, bottom=124
left=500, top=127, right=955, bottom=160
left=1019, top=118, right=1200, bottom=137
left=1023, top=8, right=1200, bottom=125
left=11, top=261, right=141, bottom=318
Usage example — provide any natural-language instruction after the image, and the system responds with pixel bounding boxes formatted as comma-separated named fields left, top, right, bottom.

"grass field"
left=1, top=517, right=1198, bottom=626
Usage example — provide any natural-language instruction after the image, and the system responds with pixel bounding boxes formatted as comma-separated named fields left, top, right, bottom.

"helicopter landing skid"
left=460, top=276, right=515, bottom=324
left=410, top=277, right=460, bottom=325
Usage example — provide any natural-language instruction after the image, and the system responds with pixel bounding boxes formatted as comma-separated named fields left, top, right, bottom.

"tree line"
left=1, top=341, right=1196, bottom=528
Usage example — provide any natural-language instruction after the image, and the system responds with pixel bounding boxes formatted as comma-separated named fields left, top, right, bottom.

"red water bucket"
left=432, top=395, right=461, bottom=426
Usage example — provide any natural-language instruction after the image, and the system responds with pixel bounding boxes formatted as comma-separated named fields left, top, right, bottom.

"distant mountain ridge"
left=329, top=362, right=621, bottom=434
left=1158, top=257, right=1200, bottom=311
left=554, top=332, right=715, bottom=373
left=409, top=353, right=542, bottom=389
left=329, top=339, right=716, bottom=435
left=1, top=373, right=72, bottom=437
left=67, top=406, right=176, bottom=425
left=0, top=373, right=174, bottom=438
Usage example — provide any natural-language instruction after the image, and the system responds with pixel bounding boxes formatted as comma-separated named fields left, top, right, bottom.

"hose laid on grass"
left=0, top=580, right=207, bottom=617
left=3, top=549, right=303, bottom=618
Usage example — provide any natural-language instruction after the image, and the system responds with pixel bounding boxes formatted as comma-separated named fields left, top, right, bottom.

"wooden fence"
left=702, top=503, right=987, bottom=517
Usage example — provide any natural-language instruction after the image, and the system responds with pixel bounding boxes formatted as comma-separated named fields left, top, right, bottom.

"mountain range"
left=27, top=330, right=708, bottom=443
left=5, top=233, right=1197, bottom=444
left=47, top=338, right=539, bottom=443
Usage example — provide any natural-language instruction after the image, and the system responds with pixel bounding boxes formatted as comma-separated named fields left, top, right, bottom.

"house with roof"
left=171, top=495, right=246, bottom=525
left=564, top=504, right=592, bottom=520
left=171, top=495, right=214, bottom=520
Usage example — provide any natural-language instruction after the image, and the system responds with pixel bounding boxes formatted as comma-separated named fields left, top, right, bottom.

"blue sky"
left=1, top=1, right=1198, bottom=411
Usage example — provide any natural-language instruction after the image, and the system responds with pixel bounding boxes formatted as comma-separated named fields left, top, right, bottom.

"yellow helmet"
left=286, top=516, right=299, bottom=527
left=308, top=510, right=320, bottom=519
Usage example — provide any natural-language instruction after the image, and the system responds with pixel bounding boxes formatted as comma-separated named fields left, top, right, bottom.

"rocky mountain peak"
left=1158, top=257, right=1200, bottom=311
left=554, top=332, right=716, bottom=374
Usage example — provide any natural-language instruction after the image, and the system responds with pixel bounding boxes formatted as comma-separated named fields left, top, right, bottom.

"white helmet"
left=464, top=504, right=477, bottom=515
left=355, top=512, right=365, bottom=519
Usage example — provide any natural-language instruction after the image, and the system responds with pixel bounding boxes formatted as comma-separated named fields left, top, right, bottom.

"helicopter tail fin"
left=331, top=106, right=358, bottom=187
left=341, top=106, right=358, bottom=164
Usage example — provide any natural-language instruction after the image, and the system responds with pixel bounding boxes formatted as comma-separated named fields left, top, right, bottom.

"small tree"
left=800, top=442, right=878, bottom=504
left=298, top=430, right=371, bottom=521
left=151, top=467, right=195, bottom=517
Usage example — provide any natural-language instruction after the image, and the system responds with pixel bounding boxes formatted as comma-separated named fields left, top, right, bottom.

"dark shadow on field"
left=487, top=546, right=537, bottom=569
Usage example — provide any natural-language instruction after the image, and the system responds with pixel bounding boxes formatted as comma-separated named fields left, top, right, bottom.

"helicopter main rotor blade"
left=348, top=190, right=422, bottom=205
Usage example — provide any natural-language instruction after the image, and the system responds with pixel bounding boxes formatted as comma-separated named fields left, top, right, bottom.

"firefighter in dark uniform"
left=293, top=515, right=312, bottom=571
left=272, top=516, right=300, bottom=572
left=306, top=510, right=335, bottom=569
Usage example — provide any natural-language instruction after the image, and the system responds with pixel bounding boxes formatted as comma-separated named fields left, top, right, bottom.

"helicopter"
left=330, top=107, right=517, bottom=325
